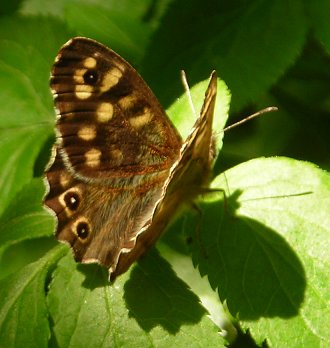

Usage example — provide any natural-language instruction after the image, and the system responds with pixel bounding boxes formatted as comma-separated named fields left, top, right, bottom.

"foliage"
left=0, top=0, right=329, bottom=347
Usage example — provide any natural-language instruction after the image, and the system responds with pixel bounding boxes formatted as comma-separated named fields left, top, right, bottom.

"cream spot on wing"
left=78, top=126, right=97, bottom=141
left=110, top=149, right=123, bottom=165
left=59, top=172, right=70, bottom=188
left=129, top=108, right=153, bottom=129
left=73, top=68, right=87, bottom=84
left=97, top=102, right=114, bottom=122
left=118, top=94, right=137, bottom=109
left=75, top=84, right=93, bottom=99
left=83, top=57, right=97, bottom=69
left=85, top=148, right=101, bottom=167
left=99, top=67, right=122, bottom=92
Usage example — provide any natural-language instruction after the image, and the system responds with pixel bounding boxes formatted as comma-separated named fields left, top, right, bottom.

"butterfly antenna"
left=181, top=70, right=197, bottom=117
left=222, top=107, right=278, bottom=133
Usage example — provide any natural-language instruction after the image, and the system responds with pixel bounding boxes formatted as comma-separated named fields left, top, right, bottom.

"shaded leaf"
left=47, top=251, right=224, bottom=347
left=142, top=0, right=307, bottom=111
left=64, top=2, right=152, bottom=64
left=188, top=157, right=330, bottom=346
left=307, top=0, right=330, bottom=54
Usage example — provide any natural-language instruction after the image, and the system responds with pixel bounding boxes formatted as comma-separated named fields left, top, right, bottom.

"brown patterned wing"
left=44, top=147, right=169, bottom=272
left=170, top=70, right=217, bottom=190
left=50, top=37, right=181, bottom=182
left=111, top=72, right=218, bottom=279
left=44, top=37, right=183, bottom=277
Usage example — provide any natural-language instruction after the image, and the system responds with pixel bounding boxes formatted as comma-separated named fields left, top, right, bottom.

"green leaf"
left=0, top=0, right=23, bottom=15
left=0, top=17, right=73, bottom=215
left=64, top=2, right=152, bottom=64
left=0, top=127, right=48, bottom=215
left=0, top=6, right=329, bottom=348
left=47, top=251, right=225, bottom=347
left=188, top=157, right=330, bottom=346
left=167, top=73, right=230, bottom=153
left=142, top=0, right=307, bottom=111
left=158, top=240, right=237, bottom=343
left=307, top=0, right=330, bottom=55
left=21, top=0, right=159, bottom=25
left=0, top=245, right=67, bottom=348
left=0, top=179, right=54, bottom=273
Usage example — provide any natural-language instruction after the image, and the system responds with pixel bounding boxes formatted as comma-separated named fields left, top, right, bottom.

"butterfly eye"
left=76, top=221, right=90, bottom=240
left=64, top=191, right=80, bottom=211
left=83, top=69, right=99, bottom=85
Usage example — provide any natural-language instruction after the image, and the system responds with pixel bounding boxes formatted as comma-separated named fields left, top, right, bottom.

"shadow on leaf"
left=77, top=262, right=109, bottom=289
left=186, top=189, right=306, bottom=320
left=124, top=248, right=206, bottom=334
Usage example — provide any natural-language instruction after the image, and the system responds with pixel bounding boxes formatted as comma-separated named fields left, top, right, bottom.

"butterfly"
left=44, top=37, right=217, bottom=281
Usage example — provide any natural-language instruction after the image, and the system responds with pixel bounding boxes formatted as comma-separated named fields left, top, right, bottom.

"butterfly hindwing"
left=44, top=147, right=169, bottom=271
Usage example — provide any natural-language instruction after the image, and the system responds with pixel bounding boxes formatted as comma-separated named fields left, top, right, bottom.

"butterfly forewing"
left=51, top=37, right=181, bottom=181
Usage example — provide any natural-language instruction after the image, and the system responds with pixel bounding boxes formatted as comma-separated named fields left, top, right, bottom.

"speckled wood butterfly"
left=44, top=37, right=217, bottom=281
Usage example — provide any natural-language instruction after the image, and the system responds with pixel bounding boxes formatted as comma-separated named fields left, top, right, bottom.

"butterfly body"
left=44, top=37, right=217, bottom=280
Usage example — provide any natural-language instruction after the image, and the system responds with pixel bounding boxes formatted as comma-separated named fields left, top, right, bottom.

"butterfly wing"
left=168, top=71, right=217, bottom=191
left=45, top=37, right=182, bottom=276
left=50, top=37, right=181, bottom=182
left=44, top=147, right=169, bottom=272
left=111, top=72, right=218, bottom=279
